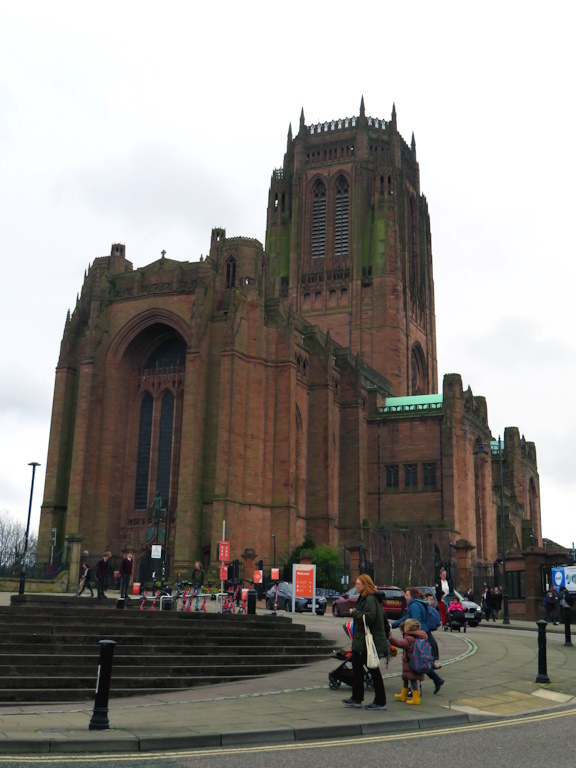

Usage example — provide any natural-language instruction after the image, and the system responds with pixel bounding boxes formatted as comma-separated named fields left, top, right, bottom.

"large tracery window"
left=311, top=180, right=326, bottom=259
left=334, top=176, right=349, bottom=257
left=133, top=337, right=186, bottom=511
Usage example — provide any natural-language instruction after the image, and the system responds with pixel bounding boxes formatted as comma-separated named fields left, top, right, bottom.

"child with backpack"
left=389, top=618, right=431, bottom=706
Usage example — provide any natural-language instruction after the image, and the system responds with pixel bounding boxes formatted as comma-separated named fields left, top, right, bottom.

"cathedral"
left=38, top=99, right=542, bottom=595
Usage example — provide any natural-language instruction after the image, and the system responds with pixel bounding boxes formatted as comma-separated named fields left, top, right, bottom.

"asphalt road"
left=2, top=706, right=574, bottom=768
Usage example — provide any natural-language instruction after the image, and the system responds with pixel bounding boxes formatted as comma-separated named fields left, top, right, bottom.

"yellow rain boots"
left=394, top=687, right=409, bottom=702
left=406, top=689, right=421, bottom=705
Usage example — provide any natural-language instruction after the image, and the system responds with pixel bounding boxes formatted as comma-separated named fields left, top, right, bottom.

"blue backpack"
left=427, top=605, right=441, bottom=631
left=409, top=637, right=434, bottom=674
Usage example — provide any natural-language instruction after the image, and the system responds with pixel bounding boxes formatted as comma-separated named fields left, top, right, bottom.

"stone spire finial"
left=360, top=95, right=365, bottom=118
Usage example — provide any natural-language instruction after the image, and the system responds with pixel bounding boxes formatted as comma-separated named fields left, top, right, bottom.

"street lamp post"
left=498, top=436, right=510, bottom=624
left=272, top=534, right=276, bottom=568
left=19, top=462, right=40, bottom=596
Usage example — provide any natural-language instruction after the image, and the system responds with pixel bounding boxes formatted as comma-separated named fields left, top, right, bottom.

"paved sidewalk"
left=0, top=593, right=575, bottom=755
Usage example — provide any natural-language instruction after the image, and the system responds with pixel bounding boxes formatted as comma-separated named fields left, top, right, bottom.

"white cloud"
left=1, top=0, right=574, bottom=548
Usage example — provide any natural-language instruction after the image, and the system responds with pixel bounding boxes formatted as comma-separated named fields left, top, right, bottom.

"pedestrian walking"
left=551, top=586, right=561, bottom=625
left=96, top=551, right=111, bottom=600
left=191, top=561, right=204, bottom=610
left=390, top=618, right=428, bottom=706
left=426, top=595, right=444, bottom=690
left=392, top=588, right=444, bottom=693
left=76, top=562, right=94, bottom=597
left=482, top=585, right=494, bottom=622
left=543, top=589, right=556, bottom=622
left=493, top=586, right=502, bottom=620
left=435, top=568, right=452, bottom=627
left=341, top=574, right=389, bottom=711
left=119, top=551, right=133, bottom=599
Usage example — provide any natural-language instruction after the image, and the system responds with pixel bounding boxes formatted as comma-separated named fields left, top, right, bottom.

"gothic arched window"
left=411, top=344, right=426, bottom=395
left=334, top=176, right=349, bottom=257
left=133, top=337, right=186, bottom=511
left=311, top=180, right=326, bottom=259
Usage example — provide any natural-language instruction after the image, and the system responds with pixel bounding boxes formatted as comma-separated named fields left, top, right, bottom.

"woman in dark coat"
left=389, top=618, right=428, bottom=705
left=342, top=574, right=389, bottom=711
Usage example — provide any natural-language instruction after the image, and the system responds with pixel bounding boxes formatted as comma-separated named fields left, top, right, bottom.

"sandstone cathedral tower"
left=38, top=100, right=541, bottom=593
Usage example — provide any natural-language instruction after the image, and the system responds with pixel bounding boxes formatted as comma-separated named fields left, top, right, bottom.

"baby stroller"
left=328, top=620, right=374, bottom=691
left=444, top=609, right=467, bottom=632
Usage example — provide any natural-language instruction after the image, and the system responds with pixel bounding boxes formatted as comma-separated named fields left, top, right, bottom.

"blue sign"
left=552, top=566, right=576, bottom=592
left=552, top=567, right=565, bottom=588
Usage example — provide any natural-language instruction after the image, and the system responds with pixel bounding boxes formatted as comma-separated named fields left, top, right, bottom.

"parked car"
left=265, top=582, right=327, bottom=615
left=316, top=588, right=341, bottom=598
left=415, top=585, right=482, bottom=626
left=331, top=585, right=407, bottom=618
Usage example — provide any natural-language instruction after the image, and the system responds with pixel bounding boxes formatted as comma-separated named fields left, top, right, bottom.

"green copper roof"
left=381, top=394, right=443, bottom=413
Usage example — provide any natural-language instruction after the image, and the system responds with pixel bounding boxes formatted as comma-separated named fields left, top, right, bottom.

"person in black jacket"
left=76, top=562, right=94, bottom=597
left=96, top=551, right=111, bottom=600
left=342, top=574, right=390, bottom=711
left=119, top=551, right=133, bottom=599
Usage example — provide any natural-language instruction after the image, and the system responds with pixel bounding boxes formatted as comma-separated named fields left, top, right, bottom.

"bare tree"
left=0, top=509, right=37, bottom=568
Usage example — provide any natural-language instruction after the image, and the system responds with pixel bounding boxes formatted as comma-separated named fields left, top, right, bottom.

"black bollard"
left=89, top=640, right=117, bottom=731
left=246, top=589, right=257, bottom=615
left=563, top=607, right=573, bottom=647
left=535, top=620, right=550, bottom=683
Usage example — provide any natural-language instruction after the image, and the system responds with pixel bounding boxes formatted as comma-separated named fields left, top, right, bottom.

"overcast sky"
left=1, top=2, right=574, bottom=547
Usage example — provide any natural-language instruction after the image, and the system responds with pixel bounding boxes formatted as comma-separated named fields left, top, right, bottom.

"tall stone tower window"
left=311, top=180, right=326, bottom=259
left=411, top=344, right=426, bottom=395
left=334, top=176, right=349, bottom=258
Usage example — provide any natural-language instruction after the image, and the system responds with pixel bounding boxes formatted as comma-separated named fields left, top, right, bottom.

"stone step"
left=0, top=663, right=304, bottom=689
left=0, top=641, right=329, bottom=655
left=0, top=652, right=326, bottom=675
left=0, top=597, right=332, bottom=703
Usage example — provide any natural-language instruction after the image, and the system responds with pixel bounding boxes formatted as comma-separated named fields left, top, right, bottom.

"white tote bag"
left=363, top=615, right=380, bottom=669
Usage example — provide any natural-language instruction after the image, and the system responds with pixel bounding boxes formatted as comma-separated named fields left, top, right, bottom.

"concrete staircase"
left=0, top=597, right=333, bottom=703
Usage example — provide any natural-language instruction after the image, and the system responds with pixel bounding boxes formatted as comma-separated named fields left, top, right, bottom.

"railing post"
left=535, top=620, right=550, bottom=683
left=89, top=640, right=116, bottom=730
left=563, top=607, right=573, bottom=647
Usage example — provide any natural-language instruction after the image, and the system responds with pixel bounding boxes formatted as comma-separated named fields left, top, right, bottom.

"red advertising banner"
left=218, top=540, right=230, bottom=562
left=294, top=565, right=314, bottom=598
left=271, top=567, right=280, bottom=581
left=219, top=565, right=228, bottom=580
left=253, top=569, right=263, bottom=584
